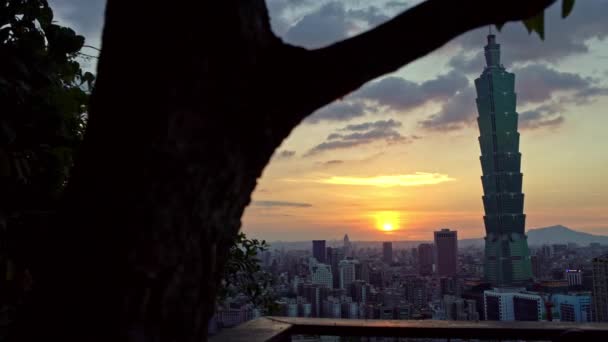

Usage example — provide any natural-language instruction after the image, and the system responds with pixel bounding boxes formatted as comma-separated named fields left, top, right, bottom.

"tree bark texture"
left=22, top=0, right=555, bottom=341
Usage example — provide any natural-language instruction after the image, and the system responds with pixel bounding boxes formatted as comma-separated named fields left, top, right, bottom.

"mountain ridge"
left=267, top=225, right=608, bottom=250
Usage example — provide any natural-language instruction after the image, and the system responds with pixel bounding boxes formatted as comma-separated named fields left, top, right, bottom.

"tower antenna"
left=489, top=25, right=493, bottom=35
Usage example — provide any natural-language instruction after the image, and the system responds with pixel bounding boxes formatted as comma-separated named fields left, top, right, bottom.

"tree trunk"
left=21, top=0, right=555, bottom=341
left=27, top=1, right=294, bottom=341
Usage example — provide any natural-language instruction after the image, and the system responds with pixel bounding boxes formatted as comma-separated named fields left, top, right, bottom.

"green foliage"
left=562, top=0, right=575, bottom=18
left=218, top=233, right=278, bottom=314
left=0, top=0, right=94, bottom=317
left=496, top=0, right=576, bottom=39
left=523, top=0, right=576, bottom=39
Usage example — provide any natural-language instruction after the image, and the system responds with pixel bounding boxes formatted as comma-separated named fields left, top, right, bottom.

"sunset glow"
left=319, top=173, right=455, bottom=187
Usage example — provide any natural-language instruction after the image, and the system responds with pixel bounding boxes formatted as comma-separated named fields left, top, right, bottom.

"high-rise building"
left=484, top=288, right=543, bottom=321
left=344, top=234, right=352, bottom=258
left=553, top=293, right=592, bottom=322
left=326, top=247, right=345, bottom=288
left=311, top=263, right=333, bottom=288
left=434, top=229, right=457, bottom=277
left=474, top=34, right=532, bottom=286
left=418, top=243, right=434, bottom=276
left=339, top=259, right=358, bottom=289
left=312, top=240, right=326, bottom=263
left=565, top=269, right=583, bottom=288
left=592, top=254, right=608, bottom=322
left=382, top=242, right=393, bottom=264
left=350, top=280, right=370, bottom=303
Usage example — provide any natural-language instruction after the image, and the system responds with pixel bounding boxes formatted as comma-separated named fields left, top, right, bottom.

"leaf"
left=562, top=0, right=575, bottom=18
left=523, top=12, right=545, bottom=40
left=38, top=5, right=53, bottom=28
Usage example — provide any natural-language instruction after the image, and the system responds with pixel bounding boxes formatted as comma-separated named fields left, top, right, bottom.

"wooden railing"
left=209, top=316, right=608, bottom=341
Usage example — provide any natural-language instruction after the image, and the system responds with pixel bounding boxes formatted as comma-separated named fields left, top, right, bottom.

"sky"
left=50, top=0, right=608, bottom=241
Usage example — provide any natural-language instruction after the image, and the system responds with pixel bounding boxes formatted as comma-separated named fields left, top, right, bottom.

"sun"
left=382, top=222, right=394, bottom=232
left=373, top=211, right=401, bottom=233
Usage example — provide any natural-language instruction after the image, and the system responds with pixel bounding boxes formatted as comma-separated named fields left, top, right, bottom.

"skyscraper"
left=592, top=254, right=608, bottom=322
left=311, top=263, right=333, bottom=288
left=326, top=247, right=345, bottom=288
left=343, top=234, right=352, bottom=257
left=339, top=259, right=358, bottom=289
left=475, top=34, right=532, bottom=286
left=312, top=240, right=326, bottom=263
left=434, top=229, right=457, bottom=277
left=382, top=242, right=393, bottom=264
left=418, top=243, right=434, bottom=276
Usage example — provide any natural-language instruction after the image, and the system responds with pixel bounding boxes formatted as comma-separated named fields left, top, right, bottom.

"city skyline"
left=47, top=0, right=608, bottom=241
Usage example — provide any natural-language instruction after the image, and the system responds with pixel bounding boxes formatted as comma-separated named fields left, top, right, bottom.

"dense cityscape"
left=211, top=231, right=608, bottom=332
left=210, top=34, right=608, bottom=335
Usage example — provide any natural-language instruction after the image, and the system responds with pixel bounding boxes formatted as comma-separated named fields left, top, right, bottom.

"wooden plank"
left=267, top=317, right=608, bottom=340
left=209, top=317, right=293, bottom=342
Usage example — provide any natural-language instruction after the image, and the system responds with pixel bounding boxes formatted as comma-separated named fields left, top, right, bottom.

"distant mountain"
left=457, top=225, right=608, bottom=248
left=267, top=225, right=608, bottom=250
left=526, top=225, right=608, bottom=246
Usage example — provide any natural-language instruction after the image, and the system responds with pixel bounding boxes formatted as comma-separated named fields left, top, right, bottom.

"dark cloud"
left=420, top=64, right=608, bottom=132
left=448, top=52, right=485, bottom=75
left=513, top=64, right=605, bottom=105
left=353, top=71, right=468, bottom=111
left=285, top=2, right=350, bottom=48
left=305, top=119, right=414, bottom=156
left=340, top=119, right=401, bottom=132
left=384, top=1, right=409, bottom=9
left=307, top=70, right=469, bottom=124
left=451, top=1, right=608, bottom=65
left=253, top=200, right=312, bottom=208
left=519, top=103, right=565, bottom=130
left=282, top=1, right=401, bottom=48
left=323, top=160, right=344, bottom=165
left=266, top=0, right=315, bottom=35
left=347, top=6, right=390, bottom=27
left=275, top=150, right=296, bottom=159
left=306, top=101, right=368, bottom=123
left=418, top=87, right=477, bottom=131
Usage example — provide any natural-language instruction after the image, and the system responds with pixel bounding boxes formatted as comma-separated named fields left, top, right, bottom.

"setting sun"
left=373, top=211, right=401, bottom=233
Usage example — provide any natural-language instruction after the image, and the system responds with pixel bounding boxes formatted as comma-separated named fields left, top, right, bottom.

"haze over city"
left=48, top=0, right=608, bottom=241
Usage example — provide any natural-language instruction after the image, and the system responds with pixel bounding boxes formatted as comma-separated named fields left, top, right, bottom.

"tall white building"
left=311, top=263, right=333, bottom=288
left=484, top=288, right=544, bottom=321
left=339, top=259, right=358, bottom=289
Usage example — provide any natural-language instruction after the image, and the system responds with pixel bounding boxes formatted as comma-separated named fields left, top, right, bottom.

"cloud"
left=282, top=1, right=401, bottom=48
left=323, top=160, right=344, bottom=165
left=275, top=150, right=296, bottom=160
left=285, top=2, right=350, bottom=48
left=318, top=172, right=454, bottom=187
left=418, top=87, right=477, bottom=131
left=519, top=103, right=565, bottom=130
left=340, top=119, right=401, bottom=132
left=450, top=1, right=608, bottom=65
left=420, top=64, right=608, bottom=132
left=513, top=64, right=606, bottom=105
left=307, top=101, right=368, bottom=123
left=353, top=71, right=468, bottom=111
left=305, top=119, right=413, bottom=156
left=448, top=52, right=485, bottom=75
left=253, top=200, right=312, bottom=208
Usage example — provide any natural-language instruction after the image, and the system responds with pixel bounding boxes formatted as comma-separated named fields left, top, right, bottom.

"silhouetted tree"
left=16, top=0, right=575, bottom=341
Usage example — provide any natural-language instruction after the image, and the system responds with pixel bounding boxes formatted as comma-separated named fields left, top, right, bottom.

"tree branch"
left=278, top=0, right=556, bottom=122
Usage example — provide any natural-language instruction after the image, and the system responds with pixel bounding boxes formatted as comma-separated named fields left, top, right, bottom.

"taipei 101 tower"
left=474, top=34, right=532, bottom=286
